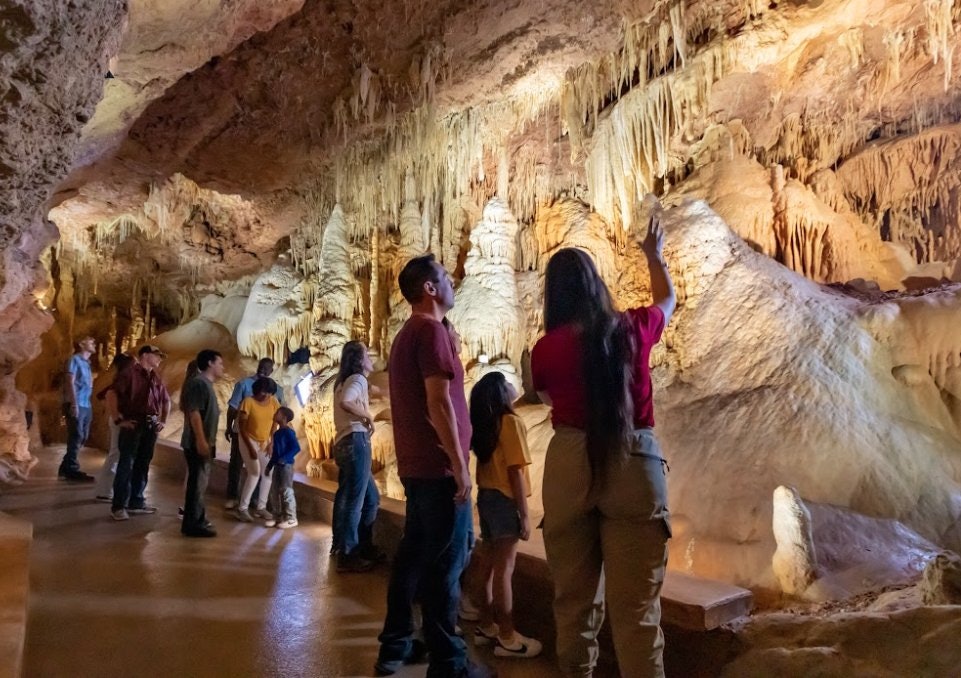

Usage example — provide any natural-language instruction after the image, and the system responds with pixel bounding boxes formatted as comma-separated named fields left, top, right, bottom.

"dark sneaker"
left=127, top=505, right=158, bottom=515
left=337, top=552, right=376, bottom=573
left=374, top=639, right=427, bottom=675
left=359, top=543, right=388, bottom=563
left=61, top=471, right=95, bottom=482
left=182, top=527, right=217, bottom=538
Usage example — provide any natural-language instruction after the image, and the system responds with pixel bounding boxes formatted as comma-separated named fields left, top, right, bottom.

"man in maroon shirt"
left=110, top=345, right=171, bottom=521
left=375, top=254, right=491, bottom=678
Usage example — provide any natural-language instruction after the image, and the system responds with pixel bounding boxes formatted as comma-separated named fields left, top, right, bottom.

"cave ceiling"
left=47, top=0, right=961, bottom=322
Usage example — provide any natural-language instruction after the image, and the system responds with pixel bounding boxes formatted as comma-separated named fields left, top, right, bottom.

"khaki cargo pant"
left=543, top=427, right=671, bottom=678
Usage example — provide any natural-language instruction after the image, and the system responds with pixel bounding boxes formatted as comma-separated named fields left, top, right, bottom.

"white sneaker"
left=459, top=596, right=481, bottom=621
left=224, top=499, right=238, bottom=509
left=277, top=519, right=298, bottom=529
left=235, top=509, right=253, bottom=523
left=473, top=624, right=498, bottom=646
left=264, top=517, right=277, bottom=528
left=111, top=509, right=129, bottom=521
left=494, top=633, right=543, bottom=659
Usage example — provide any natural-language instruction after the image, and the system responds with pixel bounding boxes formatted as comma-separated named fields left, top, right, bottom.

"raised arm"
left=425, top=375, right=470, bottom=503
left=641, top=207, right=677, bottom=325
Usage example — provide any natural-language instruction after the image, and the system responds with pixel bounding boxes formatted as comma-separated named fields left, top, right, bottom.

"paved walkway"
left=2, top=446, right=564, bottom=678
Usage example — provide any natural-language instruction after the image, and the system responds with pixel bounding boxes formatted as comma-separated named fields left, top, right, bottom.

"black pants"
left=182, top=448, right=211, bottom=533
left=112, top=424, right=158, bottom=511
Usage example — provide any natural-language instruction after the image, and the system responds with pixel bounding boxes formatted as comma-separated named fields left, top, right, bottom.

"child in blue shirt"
left=265, top=407, right=301, bottom=528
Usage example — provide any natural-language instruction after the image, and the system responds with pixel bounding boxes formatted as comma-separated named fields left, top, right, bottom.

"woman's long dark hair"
left=335, top=341, right=367, bottom=388
left=470, top=372, right=516, bottom=464
left=544, top=248, right=635, bottom=493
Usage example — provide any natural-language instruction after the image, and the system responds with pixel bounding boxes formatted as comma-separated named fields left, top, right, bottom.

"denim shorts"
left=477, top=488, right=521, bottom=540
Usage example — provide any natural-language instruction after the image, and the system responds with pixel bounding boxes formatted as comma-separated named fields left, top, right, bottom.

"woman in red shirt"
left=531, top=207, right=676, bottom=678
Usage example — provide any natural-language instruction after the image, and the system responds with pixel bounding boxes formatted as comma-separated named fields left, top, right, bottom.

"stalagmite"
left=920, top=551, right=961, bottom=604
left=447, top=198, right=526, bottom=390
left=303, top=205, right=357, bottom=462
left=771, top=486, right=818, bottom=596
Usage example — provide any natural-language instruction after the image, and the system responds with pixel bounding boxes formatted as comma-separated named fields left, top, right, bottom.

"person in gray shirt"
left=181, top=349, right=225, bottom=537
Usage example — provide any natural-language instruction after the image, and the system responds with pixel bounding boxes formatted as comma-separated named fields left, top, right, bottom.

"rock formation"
left=771, top=486, right=818, bottom=597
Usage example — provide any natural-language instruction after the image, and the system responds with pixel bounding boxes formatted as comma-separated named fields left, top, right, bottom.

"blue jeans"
left=112, top=424, right=158, bottom=511
left=377, top=477, right=471, bottom=677
left=60, top=404, right=91, bottom=474
left=269, top=464, right=297, bottom=522
left=333, top=432, right=379, bottom=555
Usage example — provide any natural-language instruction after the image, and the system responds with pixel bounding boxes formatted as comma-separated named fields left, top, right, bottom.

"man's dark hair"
left=253, top=376, right=277, bottom=396
left=398, top=254, right=438, bottom=304
left=276, top=406, right=295, bottom=424
left=196, top=349, right=222, bottom=372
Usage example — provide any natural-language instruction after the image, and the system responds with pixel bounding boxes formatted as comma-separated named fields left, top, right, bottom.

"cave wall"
left=0, top=0, right=126, bottom=480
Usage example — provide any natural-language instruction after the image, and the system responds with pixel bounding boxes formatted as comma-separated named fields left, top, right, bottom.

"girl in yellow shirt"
left=468, top=372, right=542, bottom=659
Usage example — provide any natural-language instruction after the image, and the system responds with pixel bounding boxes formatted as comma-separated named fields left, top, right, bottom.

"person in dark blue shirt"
left=264, top=407, right=300, bottom=529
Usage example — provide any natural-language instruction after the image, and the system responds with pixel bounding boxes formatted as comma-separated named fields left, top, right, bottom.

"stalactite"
left=882, top=30, right=905, bottom=92
left=237, top=260, right=311, bottom=364
left=383, top=171, right=426, bottom=357
left=839, top=28, right=864, bottom=71
left=837, top=124, right=961, bottom=264
left=585, top=44, right=729, bottom=230
left=925, top=0, right=956, bottom=91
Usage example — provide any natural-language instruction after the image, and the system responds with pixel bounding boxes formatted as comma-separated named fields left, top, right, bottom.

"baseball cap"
left=138, top=344, right=167, bottom=358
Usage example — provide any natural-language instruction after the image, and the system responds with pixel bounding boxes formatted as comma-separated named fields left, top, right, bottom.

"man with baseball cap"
left=110, top=344, right=171, bottom=521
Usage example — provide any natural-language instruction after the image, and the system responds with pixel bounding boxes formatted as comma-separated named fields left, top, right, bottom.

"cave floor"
left=2, top=446, right=566, bottom=678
